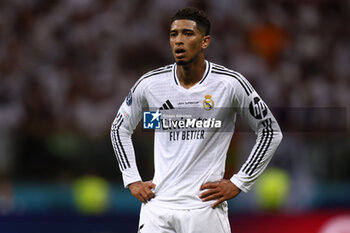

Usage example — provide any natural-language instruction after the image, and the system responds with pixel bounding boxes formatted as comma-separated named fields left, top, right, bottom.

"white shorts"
left=137, top=202, right=231, bottom=233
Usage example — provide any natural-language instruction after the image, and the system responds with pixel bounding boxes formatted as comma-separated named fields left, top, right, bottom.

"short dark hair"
left=170, top=7, right=211, bottom=35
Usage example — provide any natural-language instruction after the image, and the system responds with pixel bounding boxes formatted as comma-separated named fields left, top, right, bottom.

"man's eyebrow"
left=182, top=29, right=194, bottom=32
left=170, top=28, right=195, bottom=33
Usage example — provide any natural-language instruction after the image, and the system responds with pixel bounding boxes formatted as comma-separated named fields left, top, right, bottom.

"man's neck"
left=177, top=58, right=206, bottom=89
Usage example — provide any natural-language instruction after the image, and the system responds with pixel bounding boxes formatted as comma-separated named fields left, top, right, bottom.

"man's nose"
left=174, top=35, right=184, bottom=44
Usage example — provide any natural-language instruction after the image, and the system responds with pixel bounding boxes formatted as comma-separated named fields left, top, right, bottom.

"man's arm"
left=200, top=71, right=282, bottom=207
left=110, top=83, right=156, bottom=203
left=229, top=73, right=283, bottom=193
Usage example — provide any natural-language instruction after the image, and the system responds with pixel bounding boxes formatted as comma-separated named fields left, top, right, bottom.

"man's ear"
left=202, top=35, right=211, bottom=49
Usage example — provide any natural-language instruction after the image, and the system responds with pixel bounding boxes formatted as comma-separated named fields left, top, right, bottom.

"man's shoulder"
left=210, top=62, right=241, bottom=78
left=141, top=64, right=173, bottom=79
left=209, top=62, right=244, bottom=83
left=209, top=62, right=253, bottom=94
left=132, top=64, right=173, bottom=93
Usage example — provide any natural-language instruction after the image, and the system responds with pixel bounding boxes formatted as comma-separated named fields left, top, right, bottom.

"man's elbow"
left=274, top=129, right=283, bottom=146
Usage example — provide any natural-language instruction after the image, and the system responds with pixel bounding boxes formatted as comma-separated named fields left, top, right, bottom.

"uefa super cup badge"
left=203, top=94, right=214, bottom=110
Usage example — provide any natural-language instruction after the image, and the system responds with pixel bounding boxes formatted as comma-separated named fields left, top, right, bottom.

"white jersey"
left=111, top=61, right=282, bottom=209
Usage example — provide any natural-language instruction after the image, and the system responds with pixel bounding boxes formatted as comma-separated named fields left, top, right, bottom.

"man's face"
left=169, top=19, right=210, bottom=66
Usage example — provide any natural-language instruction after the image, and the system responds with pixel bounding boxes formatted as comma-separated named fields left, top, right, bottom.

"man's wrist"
left=230, top=175, right=248, bottom=193
left=127, top=180, right=142, bottom=189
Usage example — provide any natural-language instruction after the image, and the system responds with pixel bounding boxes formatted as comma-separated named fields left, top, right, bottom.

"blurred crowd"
left=0, top=0, right=349, bottom=195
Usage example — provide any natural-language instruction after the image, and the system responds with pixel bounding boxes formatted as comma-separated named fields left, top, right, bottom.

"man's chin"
left=176, top=59, right=190, bottom=66
left=175, top=54, right=199, bottom=66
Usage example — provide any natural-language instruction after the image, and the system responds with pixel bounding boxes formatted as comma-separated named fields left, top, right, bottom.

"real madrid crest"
left=203, top=94, right=214, bottom=110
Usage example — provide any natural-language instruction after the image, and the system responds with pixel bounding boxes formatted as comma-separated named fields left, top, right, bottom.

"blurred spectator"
left=0, top=174, right=15, bottom=215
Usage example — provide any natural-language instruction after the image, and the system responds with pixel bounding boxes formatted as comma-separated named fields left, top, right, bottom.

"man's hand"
left=128, top=181, right=156, bottom=203
left=199, top=179, right=241, bottom=208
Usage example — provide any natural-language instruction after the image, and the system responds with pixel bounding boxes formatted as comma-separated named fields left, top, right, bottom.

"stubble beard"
left=175, top=52, right=200, bottom=66
left=176, top=60, right=189, bottom=66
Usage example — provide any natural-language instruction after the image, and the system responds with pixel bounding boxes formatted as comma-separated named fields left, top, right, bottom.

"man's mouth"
left=175, top=48, right=186, bottom=58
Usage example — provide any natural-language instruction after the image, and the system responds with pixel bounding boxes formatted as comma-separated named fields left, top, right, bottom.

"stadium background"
left=0, top=0, right=349, bottom=232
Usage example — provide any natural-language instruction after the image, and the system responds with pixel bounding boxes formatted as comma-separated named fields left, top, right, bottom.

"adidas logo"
left=159, top=100, right=174, bottom=110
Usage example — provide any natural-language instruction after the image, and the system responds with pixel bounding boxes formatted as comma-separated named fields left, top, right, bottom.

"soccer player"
left=111, top=7, right=282, bottom=233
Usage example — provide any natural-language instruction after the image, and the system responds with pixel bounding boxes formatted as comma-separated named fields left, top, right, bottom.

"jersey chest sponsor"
left=169, top=130, right=205, bottom=141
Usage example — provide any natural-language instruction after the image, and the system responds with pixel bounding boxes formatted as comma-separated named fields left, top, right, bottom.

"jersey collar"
left=172, top=60, right=211, bottom=87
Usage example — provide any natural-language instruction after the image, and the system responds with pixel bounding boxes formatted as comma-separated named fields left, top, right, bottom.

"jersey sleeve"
left=110, top=80, right=147, bottom=188
left=229, top=73, right=283, bottom=193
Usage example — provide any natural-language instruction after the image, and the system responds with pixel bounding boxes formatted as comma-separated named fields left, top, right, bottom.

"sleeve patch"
left=249, top=97, right=268, bottom=119
left=125, top=91, right=132, bottom=106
